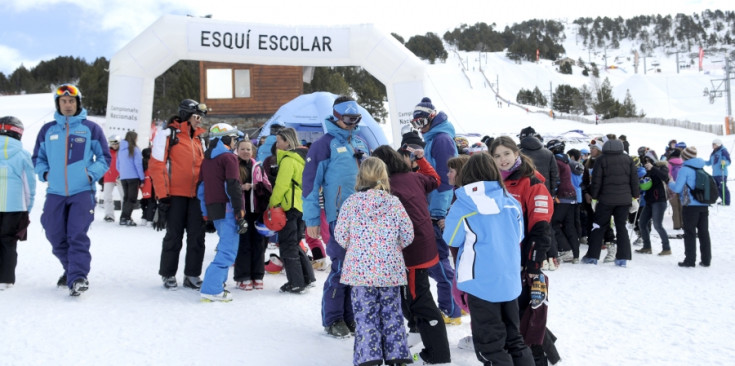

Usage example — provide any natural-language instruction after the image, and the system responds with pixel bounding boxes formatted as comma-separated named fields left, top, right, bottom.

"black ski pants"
left=401, top=267, right=451, bottom=364
left=0, top=212, right=27, bottom=284
left=234, top=214, right=265, bottom=281
left=467, top=295, right=534, bottom=366
left=120, top=178, right=140, bottom=221
left=158, top=196, right=205, bottom=277
left=278, top=209, right=314, bottom=288
left=584, top=202, right=631, bottom=260
left=682, top=206, right=711, bottom=266
left=551, top=203, right=580, bottom=258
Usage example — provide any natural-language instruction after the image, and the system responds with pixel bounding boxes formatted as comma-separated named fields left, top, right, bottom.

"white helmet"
left=209, top=123, right=239, bottom=140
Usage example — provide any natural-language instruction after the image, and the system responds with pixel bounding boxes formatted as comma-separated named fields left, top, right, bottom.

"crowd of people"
left=0, top=83, right=731, bottom=366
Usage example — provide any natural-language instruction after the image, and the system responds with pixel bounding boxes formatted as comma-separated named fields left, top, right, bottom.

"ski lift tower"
left=703, top=57, right=733, bottom=134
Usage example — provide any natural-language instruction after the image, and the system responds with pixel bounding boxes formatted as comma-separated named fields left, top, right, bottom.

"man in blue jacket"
left=303, top=96, right=369, bottom=338
left=705, top=138, right=730, bottom=206
left=410, top=97, right=463, bottom=325
left=32, top=84, right=111, bottom=296
left=669, top=146, right=711, bottom=267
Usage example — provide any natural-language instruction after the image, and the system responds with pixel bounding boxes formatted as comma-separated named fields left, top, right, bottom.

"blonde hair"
left=276, top=127, right=299, bottom=151
left=355, top=157, right=390, bottom=192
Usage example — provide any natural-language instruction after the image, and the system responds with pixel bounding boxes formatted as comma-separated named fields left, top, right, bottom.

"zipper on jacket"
left=65, top=118, right=69, bottom=196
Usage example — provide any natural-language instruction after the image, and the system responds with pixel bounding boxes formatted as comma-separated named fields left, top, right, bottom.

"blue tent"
left=259, top=92, right=388, bottom=150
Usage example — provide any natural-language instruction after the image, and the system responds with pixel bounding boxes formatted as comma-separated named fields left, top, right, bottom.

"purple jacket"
left=389, top=170, right=439, bottom=268
left=197, top=140, right=243, bottom=220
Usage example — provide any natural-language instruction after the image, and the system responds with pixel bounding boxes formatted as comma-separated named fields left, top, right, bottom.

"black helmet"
left=0, top=116, right=24, bottom=140
left=546, top=139, right=565, bottom=154
left=178, top=99, right=208, bottom=121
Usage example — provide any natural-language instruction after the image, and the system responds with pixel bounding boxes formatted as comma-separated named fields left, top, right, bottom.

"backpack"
left=687, top=168, right=719, bottom=205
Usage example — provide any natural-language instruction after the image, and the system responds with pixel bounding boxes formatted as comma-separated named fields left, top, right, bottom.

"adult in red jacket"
left=149, top=99, right=207, bottom=290
left=372, top=145, right=451, bottom=365
left=490, top=136, right=560, bottom=366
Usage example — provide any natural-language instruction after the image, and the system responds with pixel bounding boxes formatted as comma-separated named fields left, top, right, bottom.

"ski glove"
left=153, top=197, right=171, bottom=231
left=202, top=220, right=216, bottom=234
left=630, top=198, right=640, bottom=214
left=526, top=260, right=542, bottom=275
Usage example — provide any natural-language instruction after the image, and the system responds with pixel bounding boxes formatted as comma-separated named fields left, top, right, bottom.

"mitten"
left=630, top=198, right=640, bottom=213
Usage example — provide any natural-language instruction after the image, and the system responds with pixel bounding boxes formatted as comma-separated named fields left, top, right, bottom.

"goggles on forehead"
left=333, top=101, right=362, bottom=125
left=194, top=103, right=208, bottom=116
left=56, top=84, right=80, bottom=97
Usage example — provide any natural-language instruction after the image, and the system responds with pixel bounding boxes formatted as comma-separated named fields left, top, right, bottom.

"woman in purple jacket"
left=116, top=131, right=144, bottom=226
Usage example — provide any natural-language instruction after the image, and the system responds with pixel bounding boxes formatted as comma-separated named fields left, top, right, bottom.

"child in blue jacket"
left=443, top=153, right=534, bottom=366
left=0, top=116, right=36, bottom=289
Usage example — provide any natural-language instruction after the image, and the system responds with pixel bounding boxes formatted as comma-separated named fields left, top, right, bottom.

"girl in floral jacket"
left=335, top=157, right=414, bottom=366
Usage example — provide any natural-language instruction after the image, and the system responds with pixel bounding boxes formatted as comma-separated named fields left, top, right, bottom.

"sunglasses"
left=56, top=85, right=80, bottom=97
left=341, top=114, right=362, bottom=125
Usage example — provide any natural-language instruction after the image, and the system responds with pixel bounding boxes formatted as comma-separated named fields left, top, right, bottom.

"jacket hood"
left=602, top=139, right=624, bottom=154
left=644, top=151, right=659, bottom=163
left=359, top=189, right=399, bottom=220
left=683, top=157, right=706, bottom=169
left=276, top=148, right=306, bottom=165
left=422, top=112, right=455, bottom=141
left=668, top=157, right=683, bottom=166
left=1, top=135, right=23, bottom=156
left=53, top=108, right=88, bottom=126
left=519, top=136, right=543, bottom=150
left=453, top=181, right=515, bottom=215
left=205, top=139, right=232, bottom=159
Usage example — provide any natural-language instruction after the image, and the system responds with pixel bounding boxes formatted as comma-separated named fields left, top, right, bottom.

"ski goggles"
left=333, top=101, right=362, bottom=125
left=194, top=103, right=208, bottom=116
left=56, top=84, right=80, bottom=97
left=410, top=117, right=429, bottom=130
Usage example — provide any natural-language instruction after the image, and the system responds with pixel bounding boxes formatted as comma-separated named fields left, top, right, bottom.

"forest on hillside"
left=1, top=10, right=732, bottom=119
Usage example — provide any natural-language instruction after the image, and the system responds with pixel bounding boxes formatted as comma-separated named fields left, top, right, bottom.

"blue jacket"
left=32, top=109, right=111, bottom=196
left=423, top=112, right=458, bottom=218
left=443, top=181, right=523, bottom=303
left=705, top=146, right=730, bottom=177
left=116, top=140, right=144, bottom=180
left=668, top=158, right=709, bottom=207
left=302, top=118, right=369, bottom=226
left=256, top=135, right=277, bottom=163
left=0, top=136, right=36, bottom=212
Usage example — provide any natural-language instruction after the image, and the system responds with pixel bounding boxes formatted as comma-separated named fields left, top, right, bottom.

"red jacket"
left=149, top=118, right=205, bottom=199
left=103, top=149, right=119, bottom=183
left=503, top=170, right=553, bottom=266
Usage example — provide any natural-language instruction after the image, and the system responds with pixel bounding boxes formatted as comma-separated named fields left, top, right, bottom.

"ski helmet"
left=254, top=221, right=275, bottom=237
left=209, top=123, right=240, bottom=146
left=332, top=99, right=362, bottom=126
left=54, top=84, right=82, bottom=116
left=546, top=139, right=566, bottom=154
left=178, top=99, right=208, bottom=121
left=0, top=116, right=24, bottom=140
left=639, top=177, right=652, bottom=191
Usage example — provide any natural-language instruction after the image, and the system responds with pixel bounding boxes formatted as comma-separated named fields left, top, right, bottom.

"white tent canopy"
left=105, top=14, right=427, bottom=146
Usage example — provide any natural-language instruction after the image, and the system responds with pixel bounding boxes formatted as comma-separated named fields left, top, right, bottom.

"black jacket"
left=590, top=139, right=640, bottom=206
left=642, top=153, right=670, bottom=204
left=520, top=137, right=559, bottom=196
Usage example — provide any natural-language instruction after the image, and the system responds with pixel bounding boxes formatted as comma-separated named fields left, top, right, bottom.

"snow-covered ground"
left=2, top=31, right=735, bottom=365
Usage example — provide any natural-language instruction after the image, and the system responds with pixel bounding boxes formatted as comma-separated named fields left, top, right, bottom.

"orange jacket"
left=149, top=118, right=205, bottom=199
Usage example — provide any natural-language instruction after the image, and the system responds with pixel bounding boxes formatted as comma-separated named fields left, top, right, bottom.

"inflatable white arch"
left=105, top=14, right=427, bottom=146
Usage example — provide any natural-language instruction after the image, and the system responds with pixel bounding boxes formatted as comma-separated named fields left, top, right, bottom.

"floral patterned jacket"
left=335, top=189, right=413, bottom=287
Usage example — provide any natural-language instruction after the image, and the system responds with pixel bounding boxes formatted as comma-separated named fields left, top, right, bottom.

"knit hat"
left=589, top=139, right=603, bottom=151
left=412, top=97, right=436, bottom=120
left=519, top=126, right=536, bottom=139
left=580, top=148, right=590, bottom=155
left=400, top=130, right=425, bottom=148
left=713, top=138, right=723, bottom=147
left=681, top=146, right=697, bottom=160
